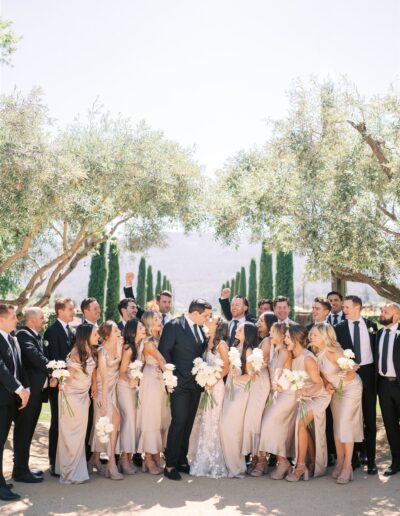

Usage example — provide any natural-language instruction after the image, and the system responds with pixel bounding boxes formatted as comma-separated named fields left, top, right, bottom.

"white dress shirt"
left=161, top=312, right=172, bottom=325
left=378, top=325, right=398, bottom=377
left=0, top=328, right=23, bottom=394
left=184, top=315, right=203, bottom=344
left=57, top=318, right=71, bottom=337
left=348, top=318, right=374, bottom=366
left=329, top=311, right=344, bottom=325
left=229, top=316, right=246, bottom=332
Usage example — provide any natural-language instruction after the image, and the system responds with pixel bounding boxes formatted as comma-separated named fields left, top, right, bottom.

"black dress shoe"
left=31, top=470, right=44, bottom=477
left=49, top=466, right=60, bottom=478
left=384, top=464, right=399, bottom=476
left=164, top=467, right=182, bottom=480
left=176, top=463, right=190, bottom=474
left=0, top=486, right=21, bottom=501
left=367, top=461, right=378, bottom=475
left=327, top=454, right=336, bottom=467
left=6, top=483, right=13, bottom=489
left=132, top=453, right=143, bottom=468
left=14, top=472, right=43, bottom=483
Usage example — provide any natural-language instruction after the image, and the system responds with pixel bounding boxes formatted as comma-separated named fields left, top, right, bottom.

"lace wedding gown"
left=189, top=350, right=228, bottom=478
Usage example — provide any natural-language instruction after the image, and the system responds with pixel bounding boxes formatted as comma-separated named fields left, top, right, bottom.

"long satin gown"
left=292, top=349, right=331, bottom=477
left=317, top=351, right=363, bottom=443
left=91, top=344, right=122, bottom=456
left=189, top=349, right=228, bottom=478
left=56, top=355, right=96, bottom=484
left=136, top=338, right=171, bottom=454
left=242, top=349, right=271, bottom=456
left=259, top=351, right=297, bottom=457
left=219, top=344, right=250, bottom=478
left=117, top=373, right=139, bottom=454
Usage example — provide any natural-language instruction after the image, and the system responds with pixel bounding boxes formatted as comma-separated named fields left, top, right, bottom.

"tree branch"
left=0, top=223, right=42, bottom=275
left=335, top=269, right=400, bottom=303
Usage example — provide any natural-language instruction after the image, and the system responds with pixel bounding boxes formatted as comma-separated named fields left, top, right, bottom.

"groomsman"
left=327, top=291, right=346, bottom=326
left=273, top=296, right=297, bottom=326
left=44, top=298, right=75, bottom=476
left=0, top=304, right=30, bottom=501
left=219, top=288, right=257, bottom=345
left=375, top=303, right=400, bottom=476
left=117, top=298, right=137, bottom=333
left=123, top=272, right=145, bottom=319
left=81, top=297, right=100, bottom=327
left=159, top=299, right=212, bottom=480
left=258, top=298, right=273, bottom=315
left=156, top=290, right=173, bottom=326
left=13, top=308, right=49, bottom=483
left=334, top=295, right=378, bottom=474
left=306, top=297, right=331, bottom=331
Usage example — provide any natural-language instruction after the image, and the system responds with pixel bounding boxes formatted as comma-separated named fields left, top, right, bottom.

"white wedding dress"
left=189, top=350, right=228, bottom=478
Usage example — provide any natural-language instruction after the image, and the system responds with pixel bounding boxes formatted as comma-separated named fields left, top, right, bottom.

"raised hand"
left=125, top=271, right=135, bottom=286
left=221, top=288, right=231, bottom=299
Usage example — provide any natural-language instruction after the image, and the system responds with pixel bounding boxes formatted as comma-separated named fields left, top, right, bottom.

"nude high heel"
left=143, top=454, right=162, bottom=475
left=105, top=462, right=124, bottom=480
left=270, top=458, right=291, bottom=480
left=118, top=457, right=137, bottom=475
left=336, top=463, right=353, bottom=484
left=331, top=462, right=343, bottom=479
left=286, top=462, right=309, bottom=482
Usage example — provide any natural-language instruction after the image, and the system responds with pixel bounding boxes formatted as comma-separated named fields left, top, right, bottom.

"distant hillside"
left=49, top=232, right=385, bottom=313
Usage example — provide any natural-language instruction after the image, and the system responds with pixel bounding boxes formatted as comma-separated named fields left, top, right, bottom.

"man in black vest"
left=334, top=295, right=378, bottom=474
left=375, top=303, right=400, bottom=476
left=0, top=304, right=30, bottom=501
left=13, top=308, right=50, bottom=483
left=44, top=298, right=75, bottom=476
left=159, top=298, right=212, bottom=480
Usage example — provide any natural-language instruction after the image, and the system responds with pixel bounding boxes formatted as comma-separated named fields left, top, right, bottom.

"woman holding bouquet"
left=56, top=324, right=97, bottom=484
left=286, top=325, right=331, bottom=481
left=117, top=319, right=147, bottom=474
left=242, top=313, right=276, bottom=476
left=91, top=321, right=123, bottom=480
left=189, top=317, right=229, bottom=478
left=311, top=323, right=363, bottom=484
left=137, top=310, right=170, bottom=474
left=220, top=322, right=258, bottom=478
left=259, top=322, right=296, bottom=479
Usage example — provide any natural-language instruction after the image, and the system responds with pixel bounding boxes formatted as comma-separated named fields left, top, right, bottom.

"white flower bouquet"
left=162, top=363, right=178, bottom=406
left=271, top=368, right=310, bottom=426
left=95, top=416, right=114, bottom=444
left=128, top=359, right=143, bottom=407
left=245, top=348, right=264, bottom=390
left=227, top=347, right=242, bottom=400
left=47, top=360, right=73, bottom=416
left=192, top=356, right=223, bottom=411
left=335, top=349, right=356, bottom=400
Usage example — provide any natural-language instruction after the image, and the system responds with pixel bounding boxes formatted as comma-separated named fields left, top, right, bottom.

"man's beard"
left=379, top=316, right=394, bottom=326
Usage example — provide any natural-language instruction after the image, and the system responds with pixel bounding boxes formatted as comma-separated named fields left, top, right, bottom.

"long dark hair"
left=74, top=323, right=96, bottom=375
left=261, top=312, right=278, bottom=339
left=123, top=319, right=139, bottom=362
left=240, top=322, right=258, bottom=374
left=287, top=325, right=309, bottom=349
left=211, top=318, right=229, bottom=354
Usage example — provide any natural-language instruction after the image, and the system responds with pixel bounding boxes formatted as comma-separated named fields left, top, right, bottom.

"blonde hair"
left=311, top=323, right=342, bottom=353
left=270, top=322, right=288, bottom=346
left=141, top=310, right=160, bottom=337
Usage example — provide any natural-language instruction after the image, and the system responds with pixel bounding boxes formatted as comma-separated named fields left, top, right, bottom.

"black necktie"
left=230, top=320, right=239, bottom=345
left=8, top=335, right=20, bottom=378
left=162, top=314, right=167, bottom=326
left=381, top=329, right=391, bottom=376
left=36, top=333, right=43, bottom=351
left=333, top=314, right=338, bottom=325
left=66, top=324, right=74, bottom=347
left=353, top=321, right=361, bottom=364
left=193, top=324, right=202, bottom=345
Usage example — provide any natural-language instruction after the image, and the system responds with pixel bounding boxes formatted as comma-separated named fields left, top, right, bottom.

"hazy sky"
left=1, top=0, right=399, bottom=173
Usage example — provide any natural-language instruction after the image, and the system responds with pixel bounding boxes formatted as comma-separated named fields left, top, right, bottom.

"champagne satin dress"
left=56, top=355, right=96, bottom=484
left=117, top=370, right=139, bottom=454
left=317, top=351, right=363, bottom=443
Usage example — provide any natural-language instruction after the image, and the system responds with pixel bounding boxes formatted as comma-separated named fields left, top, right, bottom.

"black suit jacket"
left=123, top=286, right=145, bottom=319
left=327, top=313, right=346, bottom=326
left=117, top=321, right=125, bottom=334
left=16, top=327, right=49, bottom=399
left=219, top=297, right=257, bottom=323
left=334, top=318, right=377, bottom=359
left=0, top=333, right=29, bottom=406
left=375, top=323, right=400, bottom=381
left=44, top=320, right=74, bottom=362
left=158, top=314, right=206, bottom=387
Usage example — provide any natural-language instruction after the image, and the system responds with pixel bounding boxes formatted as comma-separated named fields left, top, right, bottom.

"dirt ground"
left=1, top=419, right=399, bottom=516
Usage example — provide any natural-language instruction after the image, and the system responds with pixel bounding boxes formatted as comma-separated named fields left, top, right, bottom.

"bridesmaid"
left=137, top=310, right=170, bottom=474
left=189, top=317, right=229, bottom=478
left=117, top=319, right=147, bottom=475
left=285, top=325, right=331, bottom=481
left=91, top=321, right=123, bottom=480
left=259, top=322, right=296, bottom=479
left=56, top=324, right=97, bottom=484
left=311, top=323, right=363, bottom=484
left=243, top=313, right=276, bottom=476
left=220, top=322, right=257, bottom=478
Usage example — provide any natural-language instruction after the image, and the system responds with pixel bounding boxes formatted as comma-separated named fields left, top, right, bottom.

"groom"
left=159, top=298, right=212, bottom=480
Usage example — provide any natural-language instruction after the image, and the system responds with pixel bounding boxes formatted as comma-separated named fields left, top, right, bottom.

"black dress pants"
left=0, top=402, right=16, bottom=487
left=378, top=376, right=400, bottom=465
left=357, top=364, right=376, bottom=462
left=48, top=387, right=59, bottom=467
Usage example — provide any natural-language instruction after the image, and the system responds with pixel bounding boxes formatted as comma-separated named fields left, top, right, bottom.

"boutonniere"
left=396, top=330, right=400, bottom=338
left=368, top=327, right=375, bottom=334
left=43, top=339, right=49, bottom=347
left=13, top=336, right=19, bottom=345
left=202, top=325, right=210, bottom=339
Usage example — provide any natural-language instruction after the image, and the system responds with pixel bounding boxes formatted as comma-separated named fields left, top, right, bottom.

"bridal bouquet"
left=192, top=357, right=223, bottom=411
left=335, top=349, right=356, bottom=400
left=274, top=369, right=310, bottom=426
left=95, top=416, right=114, bottom=444
left=245, top=348, right=264, bottom=390
left=128, top=359, right=144, bottom=407
left=266, top=368, right=291, bottom=407
left=227, top=347, right=242, bottom=400
left=163, top=363, right=178, bottom=406
left=47, top=360, right=73, bottom=416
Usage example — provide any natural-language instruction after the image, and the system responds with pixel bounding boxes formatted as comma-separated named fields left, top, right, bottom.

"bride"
left=188, top=316, right=229, bottom=478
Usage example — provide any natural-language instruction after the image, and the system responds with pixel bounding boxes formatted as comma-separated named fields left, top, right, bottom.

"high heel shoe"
left=250, top=457, right=267, bottom=477
left=87, top=457, right=104, bottom=476
left=151, top=454, right=164, bottom=473
left=270, top=459, right=291, bottom=480
left=247, top=456, right=258, bottom=475
left=286, top=462, right=309, bottom=482
left=105, top=462, right=124, bottom=480
left=118, top=457, right=138, bottom=475
left=142, top=455, right=162, bottom=475
left=336, top=464, right=354, bottom=484
left=331, top=462, right=343, bottom=479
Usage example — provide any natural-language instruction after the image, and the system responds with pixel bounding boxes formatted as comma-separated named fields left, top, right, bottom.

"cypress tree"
left=235, top=271, right=241, bottom=296
left=155, top=270, right=162, bottom=296
left=259, top=242, right=274, bottom=299
left=275, top=251, right=295, bottom=319
left=105, top=240, right=120, bottom=321
left=137, top=257, right=146, bottom=307
left=162, top=275, right=167, bottom=291
left=230, top=278, right=235, bottom=301
left=146, top=265, right=154, bottom=302
left=248, top=258, right=257, bottom=315
left=239, top=266, right=247, bottom=297
left=88, top=241, right=107, bottom=322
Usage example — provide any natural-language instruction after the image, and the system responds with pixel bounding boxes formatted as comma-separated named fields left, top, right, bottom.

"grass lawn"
left=39, top=403, right=51, bottom=423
